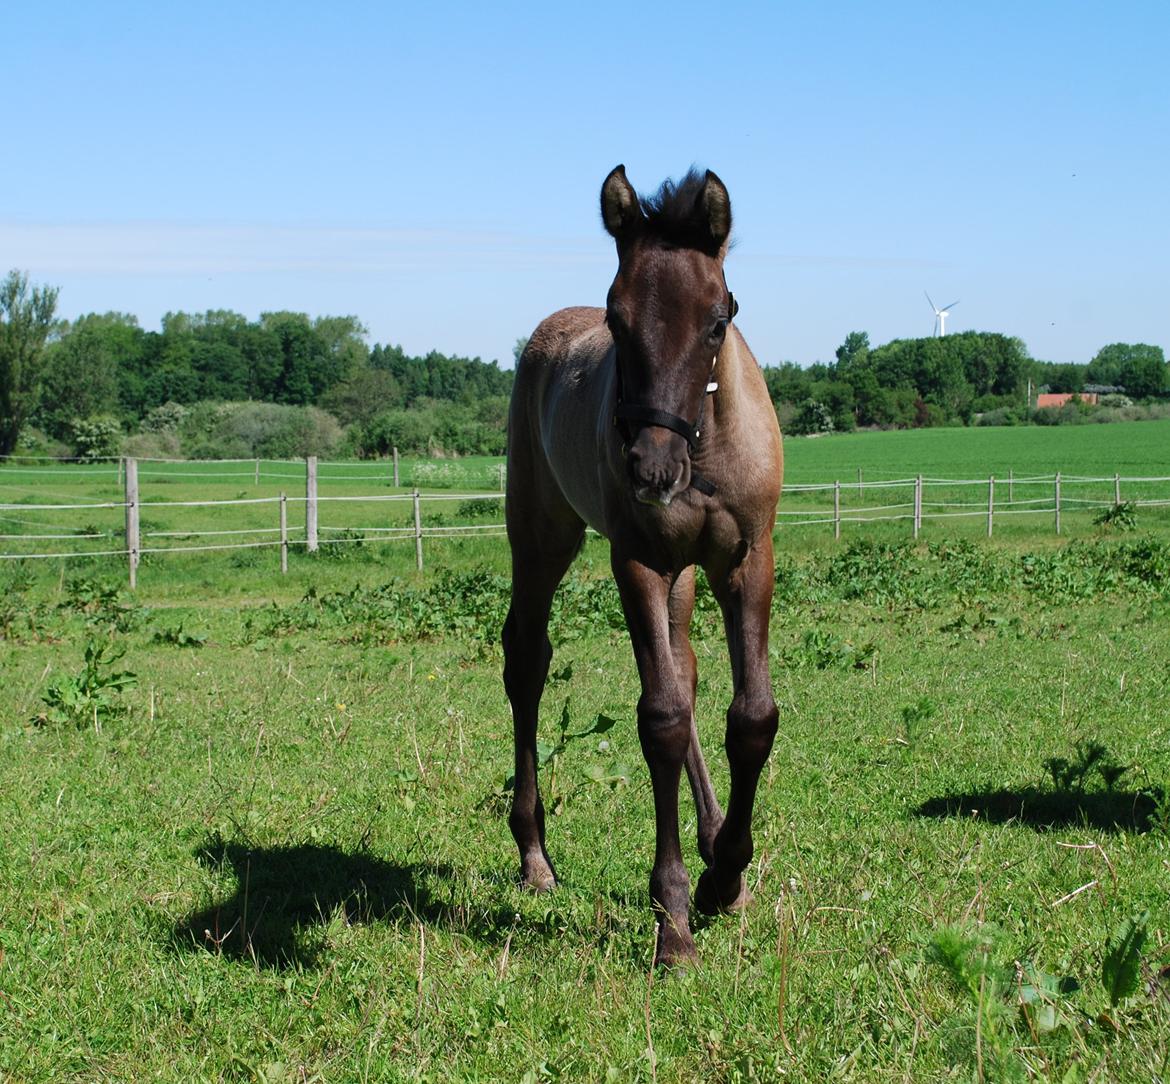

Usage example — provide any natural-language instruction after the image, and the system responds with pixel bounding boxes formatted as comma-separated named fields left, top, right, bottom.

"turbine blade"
left=942, top=299, right=960, bottom=312
left=924, top=290, right=936, bottom=312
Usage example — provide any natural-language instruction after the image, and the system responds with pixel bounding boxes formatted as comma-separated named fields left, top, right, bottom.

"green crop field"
left=2, top=425, right=1169, bottom=1081
left=780, top=418, right=1170, bottom=483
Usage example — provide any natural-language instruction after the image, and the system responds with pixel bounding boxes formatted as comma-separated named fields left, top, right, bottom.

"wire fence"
left=1, top=456, right=1168, bottom=583
left=0, top=453, right=508, bottom=491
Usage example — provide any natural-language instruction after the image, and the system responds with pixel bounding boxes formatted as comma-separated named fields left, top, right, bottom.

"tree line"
left=0, top=270, right=513, bottom=459
left=765, top=332, right=1167, bottom=435
left=1, top=269, right=1166, bottom=459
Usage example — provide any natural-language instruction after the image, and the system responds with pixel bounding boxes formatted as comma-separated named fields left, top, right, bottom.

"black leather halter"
left=613, top=291, right=737, bottom=498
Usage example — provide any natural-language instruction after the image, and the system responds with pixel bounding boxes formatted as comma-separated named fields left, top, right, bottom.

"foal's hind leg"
left=668, top=567, right=724, bottom=867
left=695, top=538, right=779, bottom=916
left=503, top=518, right=583, bottom=892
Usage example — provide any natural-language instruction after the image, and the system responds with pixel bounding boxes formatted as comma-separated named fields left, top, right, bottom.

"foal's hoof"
left=654, top=932, right=699, bottom=971
left=656, top=946, right=699, bottom=972
left=694, top=869, right=753, bottom=916
left=520, top=858, right=557, bottom=893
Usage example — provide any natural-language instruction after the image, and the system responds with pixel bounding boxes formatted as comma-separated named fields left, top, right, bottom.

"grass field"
left=780, top=418, right=1170, bottom=483
left=1, top=424, right=1169, bottom=1081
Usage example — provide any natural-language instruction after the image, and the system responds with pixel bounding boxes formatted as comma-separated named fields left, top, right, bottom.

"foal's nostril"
left=628, top=449, right=682, bottom=491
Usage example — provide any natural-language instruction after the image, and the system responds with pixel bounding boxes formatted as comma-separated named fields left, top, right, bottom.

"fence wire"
left=1, top=464, right=1167, bottom=570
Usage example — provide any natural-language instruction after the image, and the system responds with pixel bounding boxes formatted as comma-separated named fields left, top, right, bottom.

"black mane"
left=638, top=168, right=729, bottom=249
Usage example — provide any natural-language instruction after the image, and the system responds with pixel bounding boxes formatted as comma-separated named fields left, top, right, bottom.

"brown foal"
left=503, top=165, right=783, bottom=966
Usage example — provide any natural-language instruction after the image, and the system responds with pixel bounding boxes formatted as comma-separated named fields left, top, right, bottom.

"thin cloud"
left=0, top=221, right=609, bottom=276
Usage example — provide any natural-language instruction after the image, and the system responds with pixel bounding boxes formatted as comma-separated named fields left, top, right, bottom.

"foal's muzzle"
left=625, top=431, right=690, bottom=507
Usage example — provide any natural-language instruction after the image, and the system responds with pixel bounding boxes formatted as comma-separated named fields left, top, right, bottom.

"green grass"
left=781, top=418, right=1170, bottom=483
left=2, top=525, right=1169, bottom=1081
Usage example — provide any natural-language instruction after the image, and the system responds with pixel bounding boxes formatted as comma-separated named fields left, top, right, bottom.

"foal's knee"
left=502, top=609, right=551, bottom=701
left=725, top=691, right=779, bottom=774
left=636, top=690, right=692, bottom=765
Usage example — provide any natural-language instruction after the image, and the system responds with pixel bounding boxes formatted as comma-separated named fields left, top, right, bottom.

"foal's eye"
left=708, top=318, right=729, bottom=343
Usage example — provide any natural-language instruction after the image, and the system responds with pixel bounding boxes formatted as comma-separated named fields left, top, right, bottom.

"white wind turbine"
left=925, top=291, right=960, bottom=336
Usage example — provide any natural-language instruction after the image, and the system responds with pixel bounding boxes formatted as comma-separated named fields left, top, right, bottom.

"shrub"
left=141, top=401, right=189, bottom=433
left=789, top=400, right=835, bottom=436
left=355, top=396, right=508, bottom=457
left=11, top=426, right=71, bottom=460
left=914, top=399, right=947, bottom=428
left=178, top=401, right=342, bottom=459
left=71, top=416, right=123, bottom=460
left=120, top=430, right=181, bottom=459
left=976, top=406, right=1027, bottom=427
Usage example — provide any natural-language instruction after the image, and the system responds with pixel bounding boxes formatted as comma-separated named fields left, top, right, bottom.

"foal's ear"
left=601, top=165, right=643, bottom=241
left=697, top=170, right=732, bottom=250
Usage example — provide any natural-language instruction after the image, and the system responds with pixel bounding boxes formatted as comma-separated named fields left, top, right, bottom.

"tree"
left=311, top=315, right=368, bottom=386
left=762, top=362, right=812, bottom=408
left=833, top=331, right=870, bottom=376
left=1088, top=343, right=1167, bottom=399
left=0, top=270, right=59, bottom=454
left=36, top=314, right=127, bottom=439
left=1033, top=361, right=1086, bottom=395
left=318, top=368, right=404, bottom=426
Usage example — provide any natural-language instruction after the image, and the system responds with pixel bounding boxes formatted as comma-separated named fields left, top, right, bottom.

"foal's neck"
left=710, top=331, right=752, bottom=418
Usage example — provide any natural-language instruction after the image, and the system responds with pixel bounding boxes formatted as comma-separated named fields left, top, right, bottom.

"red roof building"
left=1036, top=392, right=1098, bottom=409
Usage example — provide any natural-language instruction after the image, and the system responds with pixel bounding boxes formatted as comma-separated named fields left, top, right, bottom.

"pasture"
left=2, top=424, right=1169, bottom=1081
left=781, top=417, right=1170, bottom=483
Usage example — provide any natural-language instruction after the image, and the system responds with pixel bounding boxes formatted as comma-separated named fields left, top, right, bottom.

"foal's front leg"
left=695, top=539, right=779, bottom=915
left=613, top=553, right=696, bottom=967
left=669, top=567, right=724, bottom=867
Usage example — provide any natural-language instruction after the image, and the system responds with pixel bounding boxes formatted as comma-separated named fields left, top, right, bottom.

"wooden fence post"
left=279, top=492, right=288, bottom=574
left=393, top=447, right=400, bottom=488
left=987, top=475, right=995, bottom=538
left=306, top=455, right=318, bottom=552
left=499, top=463, right=506, bottom=493
left=124, top=457, right=139, bottom=589
left=1054, top=472, right=1062, bottom=535
left=833, top=480, right=841, bottom=539
left=1008, top=468, right=1014, bottom=505
left=254, top=458, right=260, bottom=486
left=413, top=489, right=423, bottom=571
left=857, top=467, right=863, bottom=494
left=913, top=474, right=923, bottom=539
left=117, top=456, right=124, bottom=489
left=1114, top=472, right=1121, bottom=507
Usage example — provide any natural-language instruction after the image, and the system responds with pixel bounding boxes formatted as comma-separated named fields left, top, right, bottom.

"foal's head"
left=601, top=165, right=736, bottom=507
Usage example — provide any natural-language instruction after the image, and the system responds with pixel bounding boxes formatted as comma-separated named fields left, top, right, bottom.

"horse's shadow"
left=172, top=835, right=514, bottom=968
left=913, top=786, right=1162, bottom=833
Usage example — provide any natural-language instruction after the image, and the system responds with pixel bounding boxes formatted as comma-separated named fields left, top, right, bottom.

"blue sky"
left=3, top=1, right=1167, bottom=368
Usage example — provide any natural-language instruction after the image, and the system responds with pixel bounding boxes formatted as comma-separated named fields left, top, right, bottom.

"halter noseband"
left=613, top=291, right=737, bottom=499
